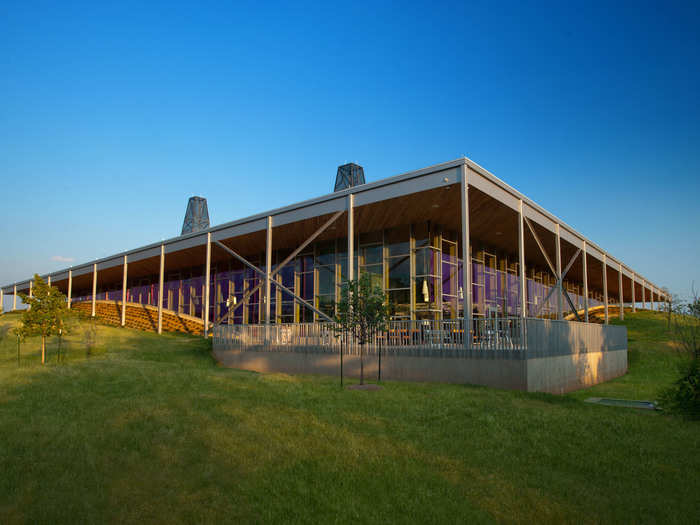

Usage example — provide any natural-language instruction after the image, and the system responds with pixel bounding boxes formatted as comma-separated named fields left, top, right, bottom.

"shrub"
left=660, top=289, right=700, bottom=419
left=659, top=359, right=700, bottom=420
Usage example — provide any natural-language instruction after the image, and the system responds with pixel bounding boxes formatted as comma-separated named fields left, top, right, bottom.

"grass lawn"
left=0, top=310, right=698, bottom=524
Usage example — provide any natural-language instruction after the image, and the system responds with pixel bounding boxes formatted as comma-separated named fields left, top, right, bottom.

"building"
left=1, top=157, right=668, bottom=392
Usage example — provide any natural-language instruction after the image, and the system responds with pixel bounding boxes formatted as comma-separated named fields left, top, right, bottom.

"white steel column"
left=91, top=263, right=97, bottom=317
left=582, top=241, right=589, bottom=323
left=265, top=216, right=272, bottom=325
left=67, top=270, right=72, bottom=309
left=1, top=290, right=3, bottom=313
left=602, top=255, right=608, bottom=324
left=157, top=244, right=165, bottom=334
left=47, top=275, right=51, bottom=286
left=347, top=194, right=354, bottom=282
left=618, top=263, right=624, bottom=320
left=460, top=164, right=473, bottom=348
left=28, top=281, right=32, bottom=310
left=13, top=284, right=17, bottom=310
left=642, top=281, right=646, bottom=309
left=204, top=233, right=212, bottom=336
left=518, top=200, right=526, bottom=319
left=121, top=255, right=128, bottom=327
left=555, top=224, right=562, bottom=320
left=631, top=274, right=636, bottom=312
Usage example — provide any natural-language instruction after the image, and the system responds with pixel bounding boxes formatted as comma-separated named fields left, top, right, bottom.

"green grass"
left=0, top=311, right=698, bottom=524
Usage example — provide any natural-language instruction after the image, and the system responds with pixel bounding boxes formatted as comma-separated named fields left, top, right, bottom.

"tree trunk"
left=340, top=329, right=344, bottom=388
left=378, top=329, right=382, bottom=382
left=360, top=343, right=364, bottom=385
left=41, top=336, right=46, bottom=364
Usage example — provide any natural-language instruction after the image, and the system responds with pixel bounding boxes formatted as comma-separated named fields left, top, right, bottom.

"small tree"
left=671, top=289, right=700, bottom=361
left=11, top=327, right=24, bottom=366
left=17, top=274, right=69, bottom=364
left=336, top=273, right=390, bottom=385
left=661, top=288, right=682, bottom=331
left=83, top=318, right=98, bottom=357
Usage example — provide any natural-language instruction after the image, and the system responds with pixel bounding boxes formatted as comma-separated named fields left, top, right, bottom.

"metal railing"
left=213, top=317, right=527, bottom=355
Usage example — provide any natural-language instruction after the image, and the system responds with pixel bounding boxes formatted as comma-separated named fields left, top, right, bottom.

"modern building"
left=1, top=157, right=668, bottom=392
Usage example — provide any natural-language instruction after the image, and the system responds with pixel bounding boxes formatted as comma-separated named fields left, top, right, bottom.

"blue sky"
left=1, top=0, right=699, bottom=310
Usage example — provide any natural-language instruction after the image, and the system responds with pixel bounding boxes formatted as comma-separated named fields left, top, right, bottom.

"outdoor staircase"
left=71, top=300, right=205, bottom=335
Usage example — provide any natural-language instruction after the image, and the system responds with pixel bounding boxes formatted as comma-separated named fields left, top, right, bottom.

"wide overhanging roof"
left=2, top=157, right=667, bottom=299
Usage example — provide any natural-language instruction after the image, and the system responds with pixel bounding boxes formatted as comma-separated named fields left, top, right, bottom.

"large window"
left=296, top=252, right=314, bottom=322
left=276, top=254, right=295, bottom=323
left=244, top=265, right=260, bottom=324
left=441, top=236, right=459, bottom=319
left=315, top=241, right=335, bottom=320
left=385, top=226, right=410, bottom=319
left=360, top=231, right=383, bottom=291
left=414, top=222, right=440, bottom=319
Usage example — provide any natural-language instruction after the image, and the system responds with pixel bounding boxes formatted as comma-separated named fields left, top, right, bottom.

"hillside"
left=0, top=311, right=697, bottom=524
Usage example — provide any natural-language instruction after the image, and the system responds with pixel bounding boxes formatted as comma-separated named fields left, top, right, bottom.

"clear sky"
left=1, top=0, right=699, bottom=311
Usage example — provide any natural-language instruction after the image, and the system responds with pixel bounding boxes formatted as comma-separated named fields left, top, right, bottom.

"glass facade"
left=71, top=220, right=605, bottom=324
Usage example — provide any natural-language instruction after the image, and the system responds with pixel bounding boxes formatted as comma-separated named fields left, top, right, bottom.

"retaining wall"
left=212, top=319, right=627, bottom=393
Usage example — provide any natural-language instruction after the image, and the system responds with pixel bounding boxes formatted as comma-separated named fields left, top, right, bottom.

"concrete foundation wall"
left=214, top=350, right=529, bottom=391
left=212, top=320, right=628, bottom=393
left=526, top=349, right=628, bottom=394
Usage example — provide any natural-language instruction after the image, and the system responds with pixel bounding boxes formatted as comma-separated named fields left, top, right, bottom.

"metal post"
left=518, top=200, right=526, bottom=319
left=265, top=216, right=272, bottom=325
left=91, top=263, right=97, bottom=317
left=13, top=284, right=17, bottom=311
left=631, top=273, right=636, bottom=312
left=47, top=275, right=51, bottom=286
left=602, top=255, right=608, bottom=324
left=460, top=164, right=472, bottom=348
left=346, top=193, right=354, bottom=375
left=157, top=244, right=165, bottom=334
left=67, top=270, right=72, bottom=309
left=121, top=255, right=128, bottom=327
left=582, top=242, right=589, bottom=323
left=204, top=233, right=211, bottom=336
left=555, top=224, right=562, bottom=320
left=347, top=194, right=354, bottom=282
left=642, top=281, right=646, bottom=309
left=618, top=263, right=624, bottom=320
